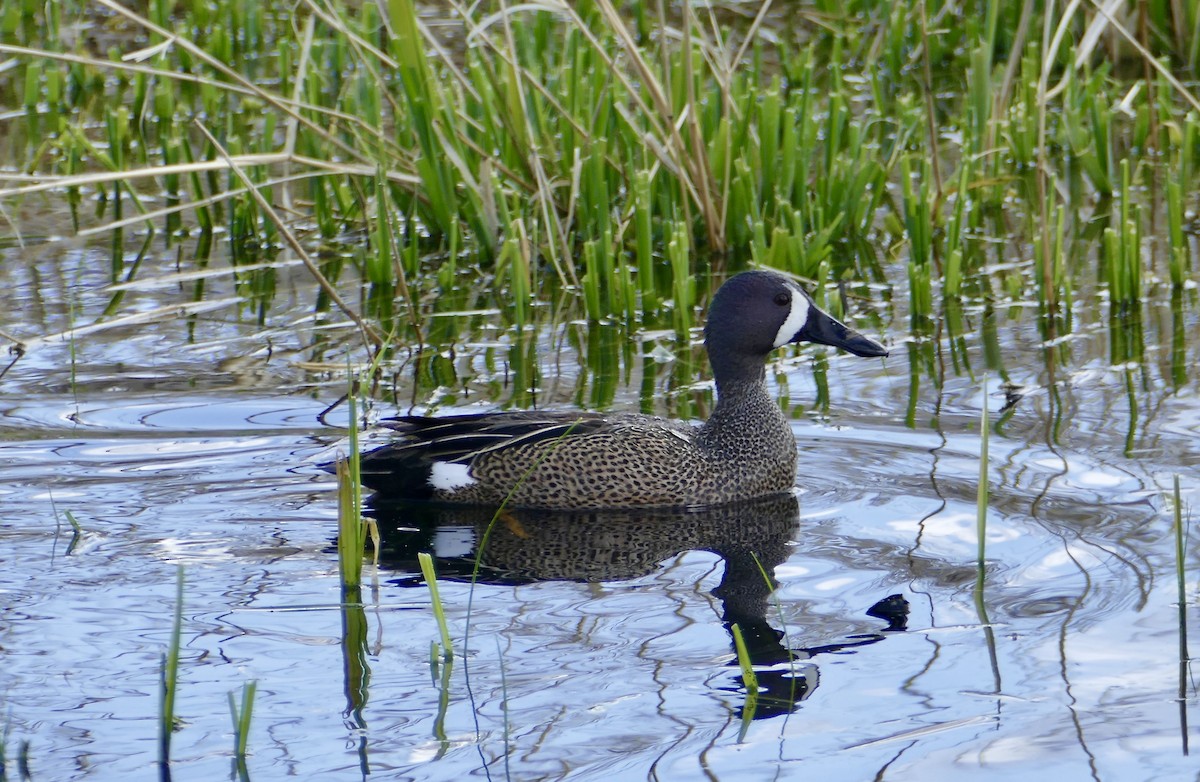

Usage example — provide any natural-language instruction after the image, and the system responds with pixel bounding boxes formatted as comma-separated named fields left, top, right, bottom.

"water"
left=2, top=237, right=1199, bottom=781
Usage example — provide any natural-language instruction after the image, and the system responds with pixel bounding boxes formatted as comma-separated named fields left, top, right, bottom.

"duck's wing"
left=375, top=411, right=612, bottom=464
left=358, top=410, right=696, bottom=501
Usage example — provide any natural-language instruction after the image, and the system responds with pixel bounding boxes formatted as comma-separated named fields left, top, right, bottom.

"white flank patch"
left=773, top=285, right=811, bottom=347
left=428, top=461, right=476, bottom=491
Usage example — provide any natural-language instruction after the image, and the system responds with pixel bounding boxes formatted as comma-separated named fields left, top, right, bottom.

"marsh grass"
left=1170, top=474, right=1194, bottom=753
left=424, top=626, right=455, bottom=761
left=1172, top=475, right=1189, bottom=688
left=336, top=389, right=379, bottom=594
left=16, top=739, right=29, bottom=781
left=0, top=727, right=32, bottom=782
left=227, top=681, right=256, bottom=781
left=974, top=378, right=991, bottom=615
left=730, top=623, right=759, bottom=737
left=330, top=381, right=379, bottom=745
left=0, top=712, right=11, bottom=781
left=62, top=510, right=83, bottom=556
left=159, top=566, right=184, bottom=771
left=976, top=380, right=990, bottom=571
left=417, top=552, right=454, bottom=662
left=6, top=0, right=1198, bottom=370
left=494, top=636, right=513, bottom=781
left=47, top=490, right=84, bottom=557
left=972, top=378, right=1003, bottom=692
left=336, top=459, right=368, bottom=589
left=3, top=1, right=1200, bottom=762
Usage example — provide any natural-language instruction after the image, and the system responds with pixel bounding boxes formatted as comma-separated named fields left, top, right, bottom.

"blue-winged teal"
left=359, top=270, right=887, bottom=508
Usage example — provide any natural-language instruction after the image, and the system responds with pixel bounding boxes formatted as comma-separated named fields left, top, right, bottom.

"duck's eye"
left=773, top=292, right=791, bottom=307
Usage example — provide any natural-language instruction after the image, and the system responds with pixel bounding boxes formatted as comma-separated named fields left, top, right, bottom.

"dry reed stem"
left=193, top=122, right=385, bottom=349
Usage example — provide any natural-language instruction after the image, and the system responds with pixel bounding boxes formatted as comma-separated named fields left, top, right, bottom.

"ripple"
left=2, top=353, right=1198, bottom=782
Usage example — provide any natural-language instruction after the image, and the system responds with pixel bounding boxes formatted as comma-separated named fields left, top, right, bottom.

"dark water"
left=2, top=237, right=1199, bottom=780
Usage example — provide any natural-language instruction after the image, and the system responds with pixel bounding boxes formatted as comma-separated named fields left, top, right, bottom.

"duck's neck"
left=713, top=364, right=769, bottom=408
left=707, top=348, right=769, bottom=403
left=700, top=362, right=787, bottom=445
left=698, top=349, right=798, bottom=493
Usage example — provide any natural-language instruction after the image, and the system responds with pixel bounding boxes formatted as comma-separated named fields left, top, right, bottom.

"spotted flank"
left=355, top=270, right=887, bottom=509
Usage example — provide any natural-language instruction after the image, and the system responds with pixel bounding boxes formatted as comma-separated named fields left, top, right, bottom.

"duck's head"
left=705, top=271, right=888, bottom=370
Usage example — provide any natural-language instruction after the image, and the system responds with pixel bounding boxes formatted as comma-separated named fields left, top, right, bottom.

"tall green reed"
left=228, top=681, right=256, bottom=780
left=1172, top=475, right=1190, bottom=752
left=159, top=566, right=184, bottom=770
left=417, top=552, right=454, bottom=663
left=7, top=0, right=1200, bottom=374
left=336, top=388, right=379, bottom=593
left=731, top=622, right=759, bottom=739
left=973, top=379, right=991, bottom=624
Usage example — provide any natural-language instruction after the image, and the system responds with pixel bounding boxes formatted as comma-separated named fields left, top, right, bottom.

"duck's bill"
left=794, top=307, right=888, bottom=358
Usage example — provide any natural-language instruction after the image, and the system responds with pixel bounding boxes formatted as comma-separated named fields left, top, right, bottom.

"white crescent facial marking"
left=773, top=285, right=811, bottom=348
left=428, top=461, right=476, bottom=491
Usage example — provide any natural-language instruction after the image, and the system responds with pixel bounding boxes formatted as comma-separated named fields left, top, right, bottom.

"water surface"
left=2, top=237, right=1199, bottom=781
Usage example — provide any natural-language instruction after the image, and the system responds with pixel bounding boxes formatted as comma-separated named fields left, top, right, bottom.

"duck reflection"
left=366, top=493, right=907, bottom=719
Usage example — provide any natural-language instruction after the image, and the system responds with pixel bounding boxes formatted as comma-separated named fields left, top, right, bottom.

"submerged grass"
left=0, top=724, right=32, bottom=782
left=336, top=460, right=367, bottom=589
left=3, top=0, right=1198, bottom=371
left=159, top=566, right=184, bottom=771
left=494, top=637, right=513, bottom=782
left=227, top=681, right=256, bottom=781
left=974, top=380, right=992, bottom=627
left=417, top=552, right=454, bottom=662
left=1172, top=475, right=1192, bottom=753
left=0, top=712, right=10, bottom=781
left=1172, top=475, right=1189, bottom=687
left=336, top=388, right=378, bottom=594
left=976, top=379, right=991, bottom=574
left=730, top=622, right=759, bottom=739
left=2, top=3, right=1199, bottom=769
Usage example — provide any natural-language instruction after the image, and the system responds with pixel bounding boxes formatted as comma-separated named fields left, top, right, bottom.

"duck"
left=358, top=270, right=887, bottom=509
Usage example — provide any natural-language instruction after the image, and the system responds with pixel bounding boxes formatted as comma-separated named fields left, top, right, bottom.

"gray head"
left=704, top=270, right=887, bottom=387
